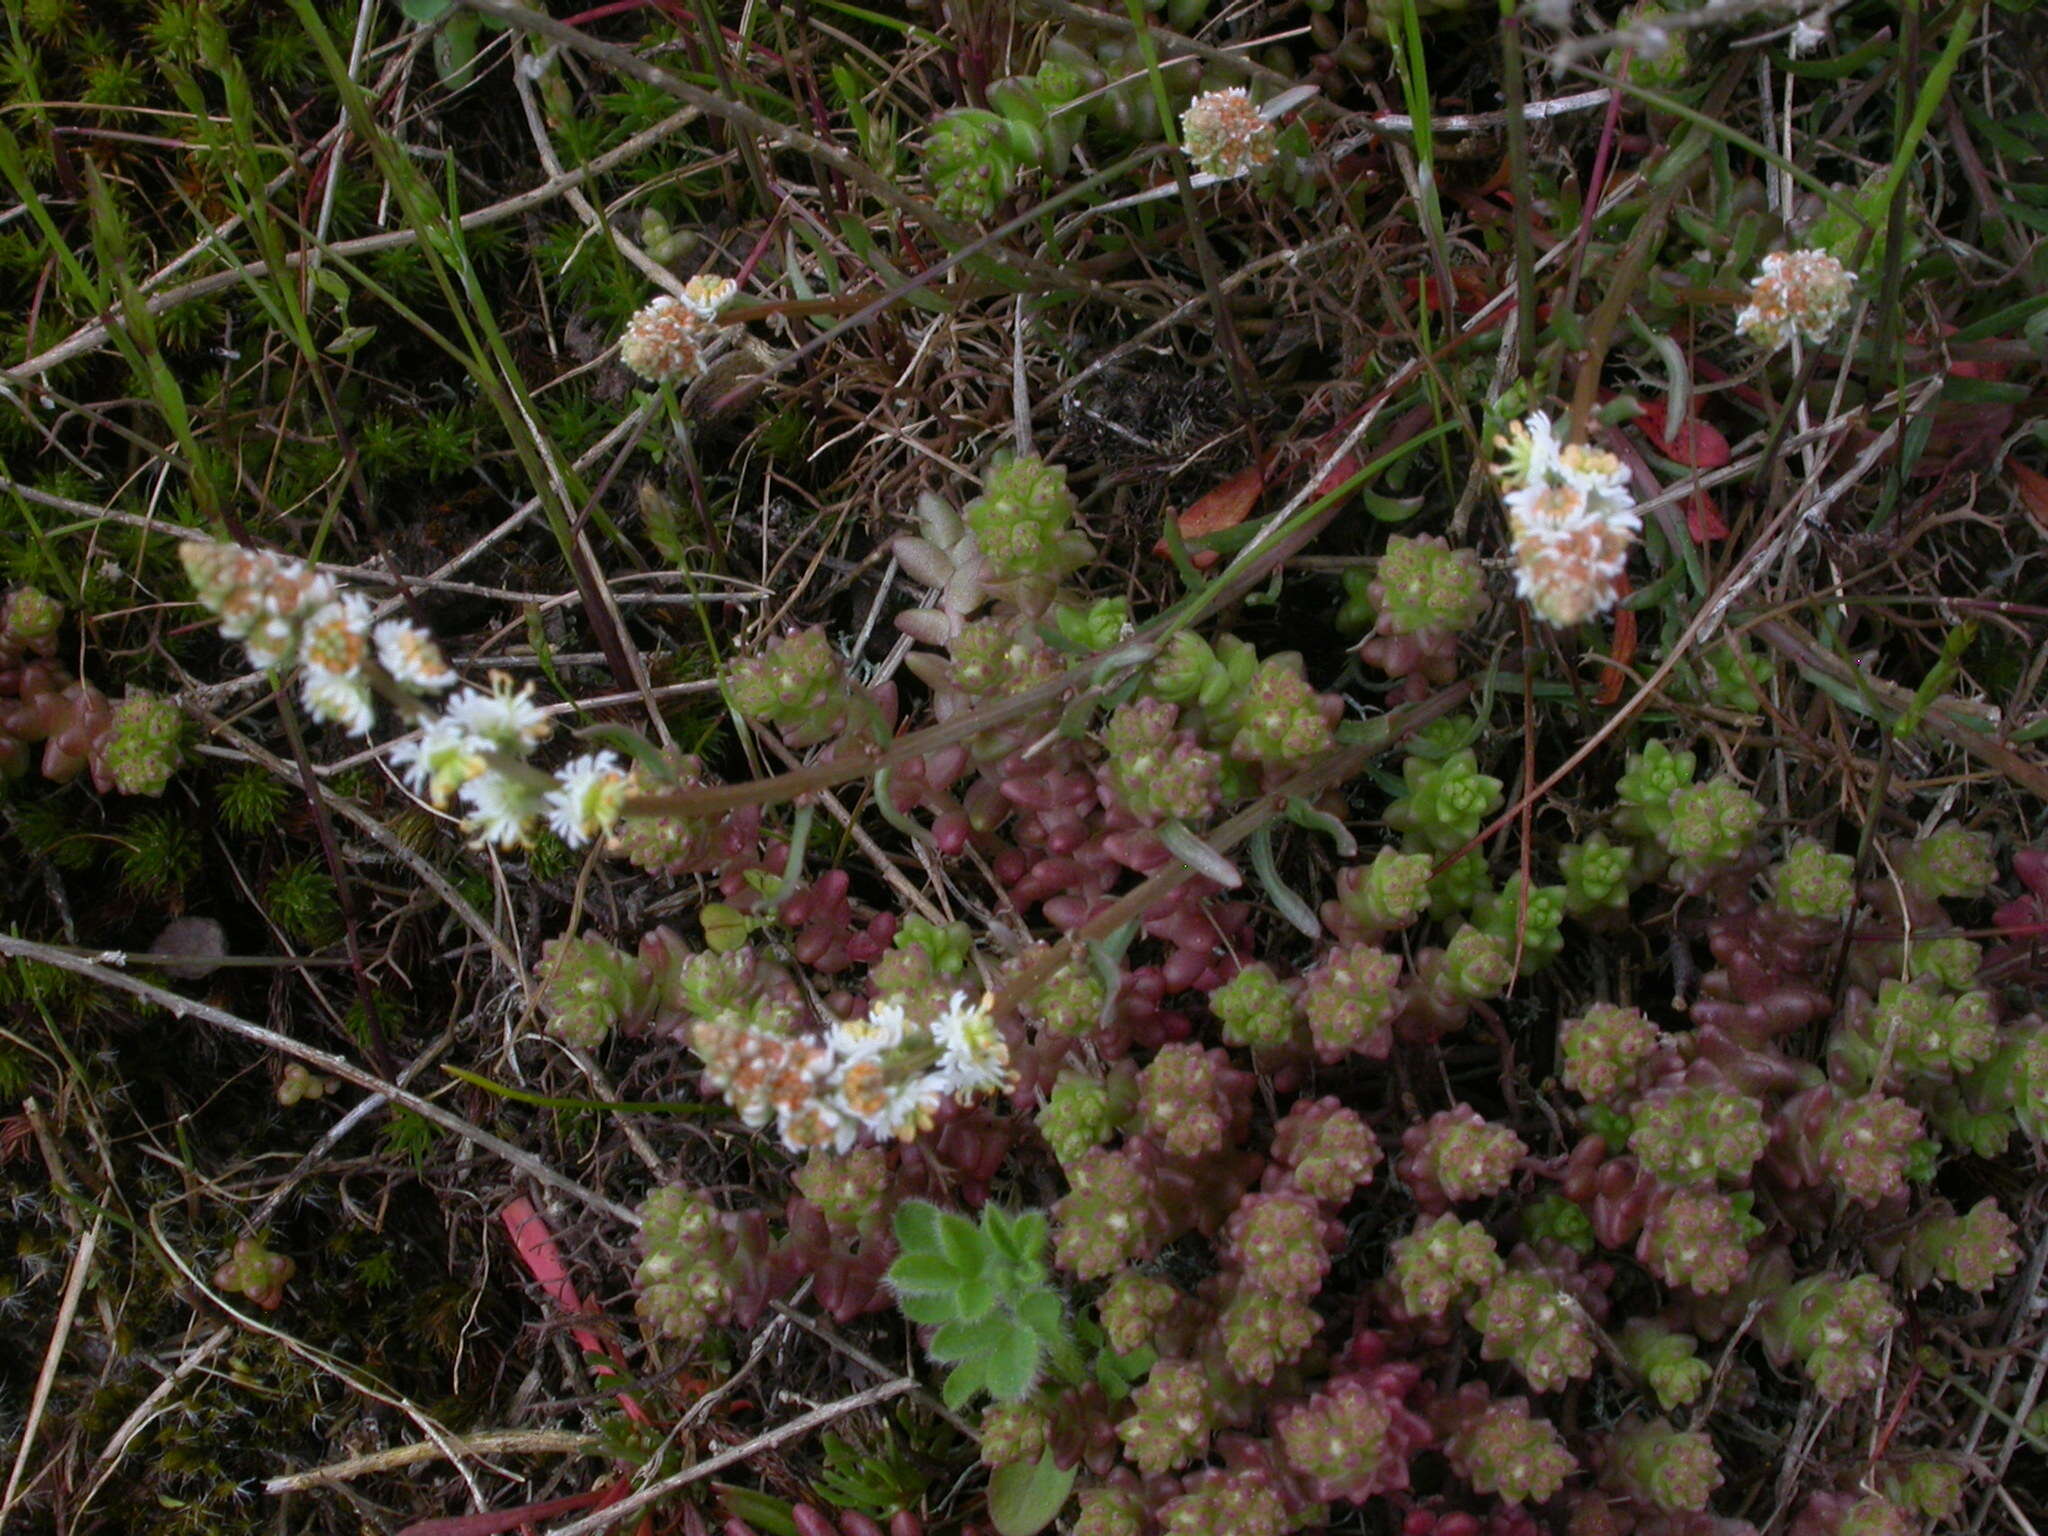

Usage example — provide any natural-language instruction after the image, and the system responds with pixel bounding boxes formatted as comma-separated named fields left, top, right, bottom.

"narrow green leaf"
left=715, top=1487, right=799, bottom=1536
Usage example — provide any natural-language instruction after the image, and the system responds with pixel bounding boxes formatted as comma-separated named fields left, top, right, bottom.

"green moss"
left=143, top=0, right=208, bottom=69
left=416, top=407, right=479, bottom=478
left=82, top=52, right=149, bottom=108
left=155, top=293, right=225, bottom=353
left=537, top=389, right=609, bottom=457
left=117, top=808, right=200, bottom=896
left=21, top=0, right=85, bottom=41
left=218, top=765, right=288, bottom=835
left=265, top=857, right=341, bottom=945
left=246, top=14, right=317, bottom=83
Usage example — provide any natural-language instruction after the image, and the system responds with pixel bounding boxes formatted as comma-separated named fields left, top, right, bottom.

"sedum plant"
left=2, top=586, right=186, bottom=795
left=161, top=444, right=2042, bottom=1536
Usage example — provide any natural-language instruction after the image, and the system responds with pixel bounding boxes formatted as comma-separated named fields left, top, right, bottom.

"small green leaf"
left=715, top=1486, right=799, bottom=1536
left=399, top=0, right=456, bottom=21
left=897, top=1290, right=955, bottom=1327
left=885, top=1254, right=960, bottom=1296
left=1008, top=1211, right=1049, bottom=1261
left=1014, top=1289, right=1064, bottom=1344
left=953, top=1276, right=996, bottom=1322
left=1094, top=1342, right=1156, bottom=1401
left=433, top=1, right=484, bottom=80
left=938, top=1211, right=987, bottom=1272
left=987, top=1453, right=1076, bottom=1536
left=983, top=1324, right=1042, bottom=1402
left=941, top=1356, right=985, bottom=1411
left=893, top=1200, right=942, bottom=1254
left=311, top=266, right=350, bottom=307
left=930, top=1314, right=1009, bottom=1363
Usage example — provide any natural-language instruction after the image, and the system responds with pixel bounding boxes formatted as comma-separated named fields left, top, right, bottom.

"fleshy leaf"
left=988, top=1453, right=1076, bottom=1536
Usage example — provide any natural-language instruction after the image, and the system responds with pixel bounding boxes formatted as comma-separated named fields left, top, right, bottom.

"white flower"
left=827, top=996, right=911, bottom=1067
left=1736, top=249, right=1855, bottom=351
left=1493, top=410, right=1641, bottom=628
left=544, top=750, right=630, bottom=847
left=1788, top=13, right=1828, bottom=55
left=1493, top=411, right=1564, bottom=492
left=374, top=620, right=456, bottom=692
left=1553, top=441, right=1631, bottom=502
left=301, top=670, right=377, bottom=737
left=444, top=671, right=552, bottom=754
left=870, top=1072, right=946, bottom=1143
left=458, top=767, right=548, bottom=849
left=1180, top=87, right=1279, bottom=181
left=779, top=1095, right=860, bottom=1155
left=679, top=273, right=738, bottom=320
left=931, top=990, right=1013, bottom=1100
left=1504, top=482, right=1641, bottom=628
left=260, top=559, right=337, bottom=622
left=618, top=294, right=711, bottom=384
left=389, top=716, right=486, bottom=807
left=299, top=593, right=373, bottom=680
left=241, top=612, right=300, bottom=669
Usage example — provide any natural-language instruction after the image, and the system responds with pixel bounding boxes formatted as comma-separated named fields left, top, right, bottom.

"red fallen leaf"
left=2011, top=460, right=2048, bottom=539
left=1686, top=486, right=1730, bottom=543
left=1637, top=398, right=1731, bottom=469
left=1153, top=459, right=1266, bottom=571
left=1593, top=571, right=1637, bottom=707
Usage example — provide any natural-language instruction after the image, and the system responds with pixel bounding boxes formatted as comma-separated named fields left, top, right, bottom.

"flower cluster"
left=1179, top=87, right=1277, bottom=180
left=1491, top=411, right=1641, bottom=627
left=1736, top=249, right=1855, bottom=351
left=182, top=540, right=640, bottom=851
left=617, top=273, right=741, bottom=384
left=183, top=540, right=455, bottom=736
left=693, top=990, right=1014, bottom=1155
